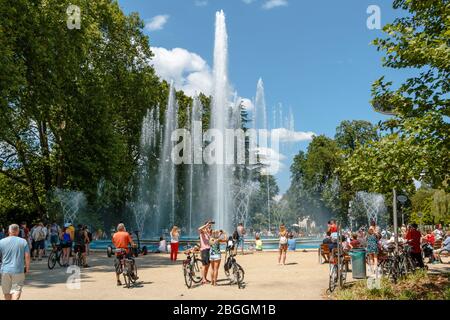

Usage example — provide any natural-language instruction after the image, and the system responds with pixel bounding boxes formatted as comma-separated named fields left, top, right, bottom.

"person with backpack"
left=30, top=222, right=47, bottom=261
left=49, top=221, right=61, bottom=250
left=74, top=224, right=90, bottom=268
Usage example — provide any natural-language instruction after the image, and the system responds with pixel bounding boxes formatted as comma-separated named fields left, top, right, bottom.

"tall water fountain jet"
left=254, top=78, right=267, bottom=131
left=354, top=191, right=388, bottom=228
left=134, top=107, right=160, bottom=236
left=253, top=79, right=273, bottom=228
left=209, top=10, right=232, bottom=231
left=187, top=96, right=204, bottom=235
left=53, top=188, right=87, bottom=225
left=156, top=83, right=179, bottom=233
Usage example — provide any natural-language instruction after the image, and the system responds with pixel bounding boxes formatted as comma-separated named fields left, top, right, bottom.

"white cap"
left=64, top=223, right=71, bottom=228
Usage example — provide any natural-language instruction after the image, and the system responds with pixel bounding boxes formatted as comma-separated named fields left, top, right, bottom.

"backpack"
left=32, top=227, right=46, bottom=241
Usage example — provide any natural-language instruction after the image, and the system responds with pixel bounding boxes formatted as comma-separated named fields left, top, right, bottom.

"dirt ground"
left=17, top=250, right=330, bottom=300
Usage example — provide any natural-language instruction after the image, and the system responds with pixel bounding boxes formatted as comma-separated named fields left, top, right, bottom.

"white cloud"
left=242, top=0, right=257, bottom=4
left=272, top=128, right=315, bottom=143
left=150, top=47, right=213, bottom=97
left=262, top=0, right=288, bottom=10
left=145, top=15, right=170, bottom=31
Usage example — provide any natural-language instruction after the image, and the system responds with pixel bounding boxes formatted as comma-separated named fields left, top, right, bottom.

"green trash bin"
left=349, top=248, right=366, bottom=279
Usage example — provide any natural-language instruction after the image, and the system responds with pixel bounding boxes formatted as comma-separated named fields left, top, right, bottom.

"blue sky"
left=117, top=0, right=413, bottom=193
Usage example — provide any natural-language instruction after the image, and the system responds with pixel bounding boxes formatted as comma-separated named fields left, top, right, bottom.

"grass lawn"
left=334, top=270, right=450, bottom=300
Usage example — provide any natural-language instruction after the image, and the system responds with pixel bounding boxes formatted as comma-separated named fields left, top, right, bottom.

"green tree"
left=335, top=120, right=378, bottom=154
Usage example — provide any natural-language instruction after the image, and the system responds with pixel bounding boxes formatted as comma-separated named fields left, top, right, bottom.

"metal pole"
left=393, top=188, right=399, bottom=252
left=337, top=220, right=342, bottom=289
left=401, top=206, right=404, bottom=226
left=267, top=175, right=270, bottom=235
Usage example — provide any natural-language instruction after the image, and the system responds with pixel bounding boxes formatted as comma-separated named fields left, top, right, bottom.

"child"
left=255, top=233, right=263, bottom=251
left=349, top=233, right=360, bottom=249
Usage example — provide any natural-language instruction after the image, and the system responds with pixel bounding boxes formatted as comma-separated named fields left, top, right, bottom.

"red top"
left=350, top=240, right=360, bottom=248
left=425, top=234, right=435, bottom=246
left=405, top=229, right=422, bottom=254
left=329, top=225, right=338, bottom=233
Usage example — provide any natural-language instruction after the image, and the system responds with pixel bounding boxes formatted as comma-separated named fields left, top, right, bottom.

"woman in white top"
left=170, top=226, right=180, bottom=261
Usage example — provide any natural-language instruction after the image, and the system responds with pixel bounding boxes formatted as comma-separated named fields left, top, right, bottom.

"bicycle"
left=48, top=244, right=63, bottom=269
left=224, top=239, right=245, bottom=289
left=114, top=248, right=138, bottom=288
left=328, top=247, right=347, bottom=293
left=382, top=244, right=417, bottom=283
left=182, top=246, right=202, bottom=289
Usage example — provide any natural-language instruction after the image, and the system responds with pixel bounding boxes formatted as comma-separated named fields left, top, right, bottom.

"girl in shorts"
left=278, top=224, right=288, bottom=265
left=209, top=230, right=227, bottom=286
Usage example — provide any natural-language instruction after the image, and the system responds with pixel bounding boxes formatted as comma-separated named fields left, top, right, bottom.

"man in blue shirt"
left=0, top=224, right=30, bottom=300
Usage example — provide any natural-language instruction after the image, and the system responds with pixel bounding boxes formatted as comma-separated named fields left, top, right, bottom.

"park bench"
left=318, top=244, right=330, bottom=264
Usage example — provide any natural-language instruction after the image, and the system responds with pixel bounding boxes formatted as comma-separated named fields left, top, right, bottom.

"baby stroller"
left=422, top=242, right=435, bottom=263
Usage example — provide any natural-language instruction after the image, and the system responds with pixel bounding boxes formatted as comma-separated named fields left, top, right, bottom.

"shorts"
left=201, top=249, right=210, bottom=266
left=61, top=241, right=72, bottom=248
left=32, top=240, right=45, bottom=250
left=279, top=244, right=288, bottom=252
left=210, top=253, right=221, bottom=261
left=238, top=237, right=244, bottom=248
left=73, top=244, right=86, bottom=254
left=50, top=234, right=59, bottom=244
left=1, top=273, right=25, bottom=295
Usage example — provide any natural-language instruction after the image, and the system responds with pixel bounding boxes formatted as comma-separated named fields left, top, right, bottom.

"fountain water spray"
left=209, top=10, right=233, bottom=232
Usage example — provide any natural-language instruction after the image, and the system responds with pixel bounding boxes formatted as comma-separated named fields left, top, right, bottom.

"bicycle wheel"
left=233, top=263, right=245, bottom=288
left=56, top=250, right=63, bottom=267
left=191, top=259, right=202, bottom=284
left=328, top=264, right=338, bottom=292
left=48, top=251, right=57, bottom=270
left=107, top=246, right=113, bottom=258
left=129, top=262, right=138, bottom=284
left=76, top=254, right=83, bottom=267
left=406, top=256, right=416, bottom=273
left=388, top=258, right=400, bottom=284
left=183, top=264, right=193, bottom=289
left=123, top=272, right=130, bottom=288
left=340, top=264, right=347, bottom=285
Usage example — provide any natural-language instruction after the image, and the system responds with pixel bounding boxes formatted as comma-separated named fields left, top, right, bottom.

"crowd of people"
left=1, top=217, right=448, bottom=299
left=0, top=220, right=95, bottom=300
left=320, top=220, right=450, bottom=273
